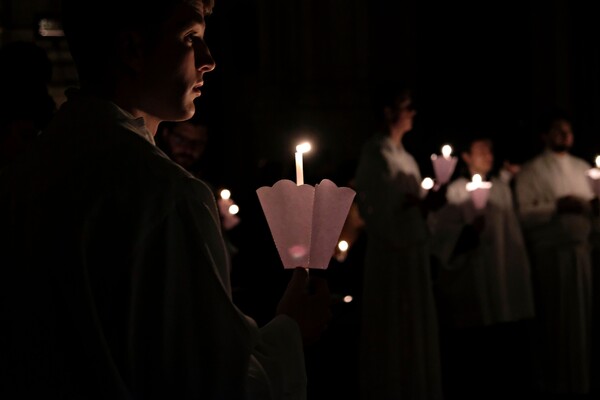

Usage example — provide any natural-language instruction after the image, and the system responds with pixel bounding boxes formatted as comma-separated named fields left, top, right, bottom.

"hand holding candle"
left=466, top=174, right=492, bottom=210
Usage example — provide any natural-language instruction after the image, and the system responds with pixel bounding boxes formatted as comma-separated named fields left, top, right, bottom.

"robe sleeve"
left=514, top=166, right=557, bottom=229
left=128, top=180, right=305, bottom=399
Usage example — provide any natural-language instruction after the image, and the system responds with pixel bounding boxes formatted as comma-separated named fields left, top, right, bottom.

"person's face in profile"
left=388, top=97, right=416, bottom=134
left=163, top=122, right=208, bottom=170
left=545, top=119, right=574, bottom=153
left=137, top=2, right=216, bottom=123
left=462, top=139, right=494, bottom=176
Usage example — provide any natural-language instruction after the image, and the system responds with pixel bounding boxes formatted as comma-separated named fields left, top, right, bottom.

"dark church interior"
left=2, top=1, right=600, bottom=399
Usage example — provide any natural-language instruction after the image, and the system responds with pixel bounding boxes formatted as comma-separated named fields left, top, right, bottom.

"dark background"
left=197, top=0, right=600, bottom=190
left=2, top=0, right=599, bottom=187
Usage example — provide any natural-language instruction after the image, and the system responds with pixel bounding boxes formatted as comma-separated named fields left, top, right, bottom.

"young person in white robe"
left=514, top=113, right=595, bottom=396
left=354, top=84, right=445, bottom=400
left=429, top=136, right=535, bottom=398
left=0, top=1, right=331, bottom=398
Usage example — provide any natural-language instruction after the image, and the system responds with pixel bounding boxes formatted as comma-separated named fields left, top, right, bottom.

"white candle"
left=295, top=142, right=311, bottom=186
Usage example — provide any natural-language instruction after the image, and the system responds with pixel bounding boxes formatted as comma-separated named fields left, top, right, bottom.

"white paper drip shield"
left=256, top=179, right=356, bottom=269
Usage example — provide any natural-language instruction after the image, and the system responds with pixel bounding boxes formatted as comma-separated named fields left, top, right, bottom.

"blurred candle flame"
left=296, top=142, right=311, bottom=154
left=220, top=189, right=231, bottom=200
left=421, top=177, right=434, bottom=190
left=441, top=144, right=453, bottom=158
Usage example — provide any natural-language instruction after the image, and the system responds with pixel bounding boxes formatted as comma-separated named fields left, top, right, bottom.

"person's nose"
left=195, top=40, right=216, bottom=73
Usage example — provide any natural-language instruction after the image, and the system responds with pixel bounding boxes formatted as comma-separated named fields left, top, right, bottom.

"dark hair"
left=456, top=131, right=493, bottom=155
left=372, top=82, right=413, bottom=126
left=537, top=108, right=572, bottom=135
left=60, top=0, right=214, bottom=85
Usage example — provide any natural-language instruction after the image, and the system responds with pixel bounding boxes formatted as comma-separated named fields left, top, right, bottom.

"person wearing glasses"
left=354, top=84, right=445, bottom=400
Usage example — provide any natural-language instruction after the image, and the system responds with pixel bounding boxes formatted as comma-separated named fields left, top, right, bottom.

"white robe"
left=430, top=176, right=535, bottom=328
left=514, top=149, right=594, bottom=394
left=0, top=90, right=305, bottom=399
left=355, top=135, right=443, bottom=400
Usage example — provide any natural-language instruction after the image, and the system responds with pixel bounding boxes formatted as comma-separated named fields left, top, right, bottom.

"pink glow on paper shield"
left=466, top=176, right=492, bottom=210
left=288, top=245, right=308, bottom=260
left=256, top=179, right=355, bottom=270
left=469, top=188, right=491, bottom=210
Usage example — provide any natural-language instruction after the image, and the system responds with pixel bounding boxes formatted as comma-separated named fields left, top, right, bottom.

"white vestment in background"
left=515, top=150, right=594, bottom=394
left=355, top=135, right=443, bottom=400
left=430, top=176, right=535, bottom=328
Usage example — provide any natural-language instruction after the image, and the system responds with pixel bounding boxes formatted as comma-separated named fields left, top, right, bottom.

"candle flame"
left=441, top=144, right=452, bottom=158
left=296, top=142, right=311, bottom=154
left=338, top=240, right=349, bottom=252
left=595, top=155, right=600, bottom=168
left=421, top=177, right=434, bottom=190
left=220, top=189, right=231, bottom=200
left=228, top=204, right=239, bottom=215
left=472, top=174, right=482, bottom=184
left=343, top=295, right=353, bottom=303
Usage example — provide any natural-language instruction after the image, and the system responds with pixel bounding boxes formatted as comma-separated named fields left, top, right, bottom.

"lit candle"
left=217, top=189, right=241, bottom=230
left=295, top=142, right=311, bottom=185
left=466, top=174, right=492, bottom=210
left=421, top=177, right=435, bottom=190
left=220, top=189, right=231, bottom=200
left=431, top=144, right=458, bottom=186
left=441, top=144, right=453, bottom=159
left=335, top=239, right=350, bottom=262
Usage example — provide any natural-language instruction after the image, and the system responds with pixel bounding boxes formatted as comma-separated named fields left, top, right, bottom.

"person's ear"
left=117, top=31, right=145, bottom=73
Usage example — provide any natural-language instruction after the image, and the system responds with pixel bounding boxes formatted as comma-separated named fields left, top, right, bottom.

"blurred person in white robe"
left=514, top=112, right=595, bottom=396
left=354, top=84, right=445, bottom=400
left=430, top=136, right=535, bottom=398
